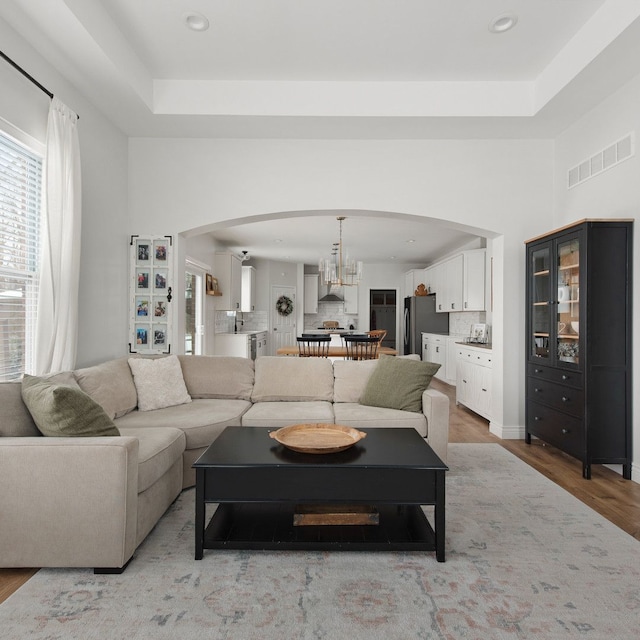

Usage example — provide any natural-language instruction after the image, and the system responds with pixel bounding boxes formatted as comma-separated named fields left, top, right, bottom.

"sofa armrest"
left=0, top=436, right=139, bottom=569
left=422, top=388, right=449, bottom=463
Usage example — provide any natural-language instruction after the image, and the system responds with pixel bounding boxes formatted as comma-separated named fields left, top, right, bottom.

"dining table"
left=275, top=345, right=398, bottom=357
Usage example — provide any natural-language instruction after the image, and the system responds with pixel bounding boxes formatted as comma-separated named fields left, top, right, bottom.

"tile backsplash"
left=215, top=310, right=268, bottom=333
left=449, top=311, right=487, bottom=337
left=304, top=302, right=358, bottom=331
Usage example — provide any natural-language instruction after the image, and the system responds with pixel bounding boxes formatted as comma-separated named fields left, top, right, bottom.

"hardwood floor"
left=2, top=380, right=639, bottom=604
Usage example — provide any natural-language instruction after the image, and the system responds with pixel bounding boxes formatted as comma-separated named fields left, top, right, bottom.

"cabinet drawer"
left=527, top=401, right=584, bottom=459
left=527, top=363, right=582, bottom=389
left=526, top=378, right=584, bottom=419
left=457, top=348, right=492, bottom=368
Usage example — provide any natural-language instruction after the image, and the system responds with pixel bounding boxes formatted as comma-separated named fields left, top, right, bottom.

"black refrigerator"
left=403, top=295, right=449, bottom=355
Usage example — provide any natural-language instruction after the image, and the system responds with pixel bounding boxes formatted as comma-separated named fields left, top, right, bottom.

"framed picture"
left=136, top=297, right=149, bottom=317
left=136, top=269, right=150, bottom=290
left=471, top=323, right=487, bottom=342
left=130, top=235, right=172, bottom=354
left=154, top=240, right=167, bottom=262
left=153, top=300, right=167, bottom=319
left=136, top=241, right=150, bottom=262
left=154, top=268, right=168, bottom=291
left=135, top=325, right=150, bottom=347
left=206, top=274, right=219, bottom=295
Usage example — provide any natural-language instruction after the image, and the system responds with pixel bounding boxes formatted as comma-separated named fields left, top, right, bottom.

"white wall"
left=129, top=137, right=554, bottom=430
left=554, top=70, right=640, bottom=480
left=0, top=17, right=129, bottom=368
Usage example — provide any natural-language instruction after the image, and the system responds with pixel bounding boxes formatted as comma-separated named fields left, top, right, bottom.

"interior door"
left=271, top=285, right=296, bottom=354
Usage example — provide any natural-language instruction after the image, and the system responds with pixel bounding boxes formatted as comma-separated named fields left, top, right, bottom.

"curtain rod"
left=0, top=50, right=54, bottom=99
left=1, top=50, right=80, bottom=119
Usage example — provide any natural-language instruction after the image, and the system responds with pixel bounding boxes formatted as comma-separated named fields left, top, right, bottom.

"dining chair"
left=297, top=335, right=331, bottom=357
left=366, top=329, right=387, bottom=348
left=344, top=335, right=380, bottom=360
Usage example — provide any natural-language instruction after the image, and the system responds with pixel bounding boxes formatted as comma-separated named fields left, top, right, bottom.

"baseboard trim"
left=489, top=422, right=526, bottom=440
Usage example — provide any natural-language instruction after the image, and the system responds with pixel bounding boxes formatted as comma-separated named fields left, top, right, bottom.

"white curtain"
left=35, top=97, right=81, bottom=374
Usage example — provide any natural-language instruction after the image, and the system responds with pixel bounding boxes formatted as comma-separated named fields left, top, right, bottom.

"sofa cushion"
left=333, top=403, right=427, bottom=437
left=252, top=357, right=334, bottom=402
left=74, top=358, right=138, bottom=419
left=178, top=355, right=254, bottom=400
left=21, top=374, right=120, bottom=437
left=117, top=426, right=185, bottom=493
left=128, top=355, right=191, bottom=412
left=359, top=355, right=440, bottom=413
left=1, top=371, right=79, bottom=437
left=242, top=401, right=334, bottom=428
left=115, top=399, right=251, bottom=449
left=333, top=360, right=379, bottom=403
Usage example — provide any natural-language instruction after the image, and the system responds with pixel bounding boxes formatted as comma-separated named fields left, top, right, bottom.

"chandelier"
left=319, top=216, right=363, bottom=287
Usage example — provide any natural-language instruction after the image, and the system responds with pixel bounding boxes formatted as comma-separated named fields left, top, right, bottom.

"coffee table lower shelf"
left=203, top=502, right=436, bottom=552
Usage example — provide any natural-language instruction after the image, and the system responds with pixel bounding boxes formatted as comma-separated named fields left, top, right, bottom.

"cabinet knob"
left=561, top=375, right=569, bottom=380
left=462, top=379, right=467, bottom=384
left=562, top=396, right=569, bottom=402
left=561, top=428, right=569, bottom=434
left=481, top=388, right=487, bottom=392
left=534, top=368, right=542, bottom=373
left=534, top=388, right=541, bottom=393
left=534, top=416, right=541, bottom=421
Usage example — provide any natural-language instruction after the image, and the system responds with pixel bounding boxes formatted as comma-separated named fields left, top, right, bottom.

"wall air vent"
left=567, top=132, right=634, bottom=189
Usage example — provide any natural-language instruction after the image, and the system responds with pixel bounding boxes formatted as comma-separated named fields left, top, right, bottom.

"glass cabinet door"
left=556, top=237, right=580, bottom=365
left=530, top=245, right=552, bottom=359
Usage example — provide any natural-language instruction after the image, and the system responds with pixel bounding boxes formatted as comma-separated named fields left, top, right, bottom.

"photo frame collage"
left=130, top=236, right=171, bottom=353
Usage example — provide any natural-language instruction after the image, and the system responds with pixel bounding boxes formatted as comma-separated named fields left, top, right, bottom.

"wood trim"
left=524, top=218, right=634, bottom=244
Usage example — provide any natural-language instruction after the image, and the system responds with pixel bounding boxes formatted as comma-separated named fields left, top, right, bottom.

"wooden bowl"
left=269, top=423, right=367, bottom=454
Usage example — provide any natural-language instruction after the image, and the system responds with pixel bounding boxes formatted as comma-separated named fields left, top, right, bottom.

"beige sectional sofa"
left=0, top=354, right=449, bottom=572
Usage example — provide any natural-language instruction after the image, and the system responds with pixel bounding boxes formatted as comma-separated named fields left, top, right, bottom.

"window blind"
left=0, top=132, right=42, bottom=381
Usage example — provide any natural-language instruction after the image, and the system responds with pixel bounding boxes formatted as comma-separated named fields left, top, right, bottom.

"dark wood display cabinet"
left=525, top=219, right=633, bottom=479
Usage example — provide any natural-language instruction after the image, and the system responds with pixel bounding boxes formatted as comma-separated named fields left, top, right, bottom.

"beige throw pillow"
left=359, top=354, right=440, bottom=413
left=128, top=355, right=192, bottom=412
left=21, top=375, right=120, bottom=437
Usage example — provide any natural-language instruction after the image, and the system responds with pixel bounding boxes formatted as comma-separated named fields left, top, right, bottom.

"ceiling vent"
left=567, top=133, right=634, bottom=189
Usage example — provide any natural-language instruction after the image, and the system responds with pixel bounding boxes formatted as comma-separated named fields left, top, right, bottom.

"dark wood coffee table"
left=193, top=426, right=448, bottom=562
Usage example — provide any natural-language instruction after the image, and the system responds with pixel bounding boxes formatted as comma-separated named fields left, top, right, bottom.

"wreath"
left=276, top=295, right=294, bottom=316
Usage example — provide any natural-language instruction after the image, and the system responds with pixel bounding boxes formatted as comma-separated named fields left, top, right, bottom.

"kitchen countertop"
left=455, top=341, right=492, bottom=350
left=216, top=330, right=267, bottom=336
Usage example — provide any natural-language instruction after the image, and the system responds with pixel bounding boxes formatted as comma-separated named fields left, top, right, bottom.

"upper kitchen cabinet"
left=436, top=254, right=463, bottom=312
left=304, top=274, right=319, bottom=314
left=404, top=269, right=425, bottom=297
left=525, top=220, right=633, bottom=480
left=343, top=285, right=358, bottom=314
left=214, top=253, right=242, bottom=310
left=463, top=249, right=486, bottom=311
left=241, top=265, right=256, bottom=312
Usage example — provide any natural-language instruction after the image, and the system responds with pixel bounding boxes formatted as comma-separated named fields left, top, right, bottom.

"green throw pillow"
left=21, top=374, right=120, bottom=437
left=359, top=355, right=440, bottom=413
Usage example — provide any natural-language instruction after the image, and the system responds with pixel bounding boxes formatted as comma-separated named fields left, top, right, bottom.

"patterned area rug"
left=2, top=444, right=639, bottom=639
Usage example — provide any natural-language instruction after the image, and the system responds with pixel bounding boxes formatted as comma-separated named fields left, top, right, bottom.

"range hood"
left=319, top=285, right=344, bottom=302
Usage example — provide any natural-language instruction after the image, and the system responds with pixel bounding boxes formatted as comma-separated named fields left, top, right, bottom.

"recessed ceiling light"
left=488, top=13, right=518, bottom=34
left=184, top=12, right=209, bottom=32
left=406, top=239, right=415, bottom=244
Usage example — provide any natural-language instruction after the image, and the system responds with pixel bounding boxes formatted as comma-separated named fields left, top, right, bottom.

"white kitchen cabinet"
left=445, top=336, right=460, bottom=385
left=304, top=274, right=319, bottom=314
left=404, top=269, right=425, bottom=298
left=241, top=265, right=256, bottom=312
left=456, top=344, right=492, bottom=420
left=463, top=249, right=486, bottom=311
left=422, top=333, right=446, bottom=381
left=343, top=285, right=358, bottom=314
left=437, top=254, right=463, bottom=312
left=214, top=253, right=242, bottom=310
left=423, top=265, right=439, bottom=295
left=256, top=331, right=268, bottom=358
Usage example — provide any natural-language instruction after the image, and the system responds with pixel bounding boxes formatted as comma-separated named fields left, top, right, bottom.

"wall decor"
left=129, top=235, right=173, bottom=353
